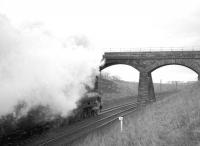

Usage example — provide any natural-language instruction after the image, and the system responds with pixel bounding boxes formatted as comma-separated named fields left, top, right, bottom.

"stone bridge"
left=100, top=51, right=200, bottom=103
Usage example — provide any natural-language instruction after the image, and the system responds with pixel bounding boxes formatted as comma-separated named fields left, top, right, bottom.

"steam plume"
left=0, top=15, right=101, bottom=117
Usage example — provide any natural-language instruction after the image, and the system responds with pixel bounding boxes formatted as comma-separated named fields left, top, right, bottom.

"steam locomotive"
left=70, top=92, right=102, bottom=121
left=69, top=77, right=102, bottom=122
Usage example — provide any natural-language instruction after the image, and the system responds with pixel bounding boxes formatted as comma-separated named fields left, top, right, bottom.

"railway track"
left=24, top=101, right=138, bottom=146
left=100, top=101, right=136, bottom=114
left=10, top=91, right=179, bottom=146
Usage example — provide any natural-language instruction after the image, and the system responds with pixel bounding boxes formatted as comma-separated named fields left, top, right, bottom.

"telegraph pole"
left=160, top=79, right=162, bottom=93
left=175, top=81, right=178, bottom=90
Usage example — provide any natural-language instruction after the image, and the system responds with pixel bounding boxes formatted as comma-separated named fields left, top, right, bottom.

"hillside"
left=71, top=82, right=200, bottom=146
left=99, top=78, right=138, bottom=100
left=99, top=78, right=186, bottom=103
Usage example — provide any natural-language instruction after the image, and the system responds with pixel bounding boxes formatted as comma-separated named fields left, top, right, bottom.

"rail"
left=22, top=101, right=137, bottom=146
left=21, top=91, right=177, bottom=145
left=38, top=103, right=138, bottom=146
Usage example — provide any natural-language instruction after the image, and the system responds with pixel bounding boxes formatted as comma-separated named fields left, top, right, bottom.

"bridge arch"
left=145, top=59, right=200, bottom=75
left=100, top=64, right=139, bottom=81
left=99, top=64, right=139, bottom=101
left=152, top=64, right=198, bottom=83
left=100, top=62, right=140, bottom=72
left=101, top=51, right=200, bottom=104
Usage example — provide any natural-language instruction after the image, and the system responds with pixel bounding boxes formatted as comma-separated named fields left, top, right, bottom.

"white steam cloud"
left=0, top=15, right=102, bottom=117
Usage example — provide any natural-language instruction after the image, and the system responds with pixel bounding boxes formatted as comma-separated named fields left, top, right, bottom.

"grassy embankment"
left=71, top=82, right=200, bottom=146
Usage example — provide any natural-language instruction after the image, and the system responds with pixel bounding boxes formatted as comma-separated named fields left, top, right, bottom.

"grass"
left=70, top=82, right=200, bottom=146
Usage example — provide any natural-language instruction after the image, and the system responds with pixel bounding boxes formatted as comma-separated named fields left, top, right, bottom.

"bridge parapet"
left=103, top=51, right=200, bottom=60
left=104, top=47, right=200, bottom=52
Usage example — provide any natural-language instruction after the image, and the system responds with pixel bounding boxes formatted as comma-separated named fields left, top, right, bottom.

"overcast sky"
left=1, top=0, right=200, bottom=82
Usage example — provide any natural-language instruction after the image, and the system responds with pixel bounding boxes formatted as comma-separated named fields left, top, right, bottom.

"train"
left=68, top=76, right=103, bottom=123
left=70, top=92, right=102, bottom=122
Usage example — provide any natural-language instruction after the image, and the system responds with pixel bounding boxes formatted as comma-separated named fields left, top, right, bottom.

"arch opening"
left=151, top=65, right=198, bottom=93
left=99, top=64, right=139, bottom=103
left=100, top=61, right=140, bottom=72
left=152, top=65, right=198, bottom=83
left=101, top=64, right=139, bottom=82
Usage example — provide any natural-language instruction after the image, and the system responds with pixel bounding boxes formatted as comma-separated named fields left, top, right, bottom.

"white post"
left=118, top=116, right=123, bottom=132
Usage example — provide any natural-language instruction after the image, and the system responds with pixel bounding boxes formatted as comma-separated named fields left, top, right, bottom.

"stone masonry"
left=100, top=51, right=200, bottom=104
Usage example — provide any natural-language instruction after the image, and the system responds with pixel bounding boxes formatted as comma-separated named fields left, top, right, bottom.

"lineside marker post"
left=118, top=116, right=123, bottom=132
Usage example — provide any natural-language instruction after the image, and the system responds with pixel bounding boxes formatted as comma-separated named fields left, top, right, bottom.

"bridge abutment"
left=138, top=72, right=156, bottom=104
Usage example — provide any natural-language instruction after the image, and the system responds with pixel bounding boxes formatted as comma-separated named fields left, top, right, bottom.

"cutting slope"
left=71, top=82, right=200, bottom=146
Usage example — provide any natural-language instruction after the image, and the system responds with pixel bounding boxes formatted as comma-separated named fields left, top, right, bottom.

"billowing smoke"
left=0, top=15, right=102, bottom=117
